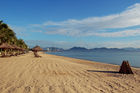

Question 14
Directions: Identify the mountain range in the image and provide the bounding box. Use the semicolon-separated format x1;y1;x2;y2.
42;47;140;52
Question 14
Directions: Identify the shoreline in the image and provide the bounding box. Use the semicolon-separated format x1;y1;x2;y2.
45;52;140;69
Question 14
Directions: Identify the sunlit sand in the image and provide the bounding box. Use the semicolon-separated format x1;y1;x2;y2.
0;52;140;93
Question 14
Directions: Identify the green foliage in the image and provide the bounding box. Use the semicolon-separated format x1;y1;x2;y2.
0;20;28;49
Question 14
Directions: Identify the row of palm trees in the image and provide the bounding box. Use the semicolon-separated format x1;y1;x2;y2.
0;20;28;57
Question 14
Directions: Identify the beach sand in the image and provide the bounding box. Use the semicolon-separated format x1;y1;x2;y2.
0;52;140;93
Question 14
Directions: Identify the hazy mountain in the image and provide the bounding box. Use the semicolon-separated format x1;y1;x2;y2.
122;47;140;51
90;47;125;51
39;46;140;52
66;47;89;51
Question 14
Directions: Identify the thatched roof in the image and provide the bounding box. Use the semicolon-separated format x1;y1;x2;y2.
19;47;25;51
22;48;25;51
8;44;15;49
17;47;22;50
0;43;12;49
119;60;133;74
32;45;43;51
12;45;20;50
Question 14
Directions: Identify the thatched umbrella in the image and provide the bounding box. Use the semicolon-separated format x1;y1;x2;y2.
0;43;13;57
17;47;23;55
21;48;26;54
11;45;21;55
17;46;21;50
0;43;12;49
119;60;133;74
7;44;15;56
12;45;19;50
32;46;43;57
9;45;15;49
18;47;25;54
32;45;43;52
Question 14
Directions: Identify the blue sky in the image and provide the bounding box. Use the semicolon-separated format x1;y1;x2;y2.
1;0;140;49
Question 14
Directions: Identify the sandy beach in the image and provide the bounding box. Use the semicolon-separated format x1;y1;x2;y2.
0;52;140;93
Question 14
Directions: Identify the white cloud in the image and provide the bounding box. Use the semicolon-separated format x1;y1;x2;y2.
31;3;140;37
94;28;140;37
10;3;140;48
100;40;140;48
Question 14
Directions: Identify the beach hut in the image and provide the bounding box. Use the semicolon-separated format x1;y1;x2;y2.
32;45;43;57
119;60;133;74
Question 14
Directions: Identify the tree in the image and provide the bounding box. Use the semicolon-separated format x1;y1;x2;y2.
0;20;28;49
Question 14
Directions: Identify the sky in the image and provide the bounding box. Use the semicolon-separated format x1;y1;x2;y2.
1;0;140;49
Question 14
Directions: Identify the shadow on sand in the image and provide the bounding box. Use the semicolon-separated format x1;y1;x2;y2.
87;70;119;74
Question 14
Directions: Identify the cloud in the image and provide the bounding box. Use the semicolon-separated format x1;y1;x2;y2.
31;3;140;37
9;3;140;48
94;28;140;37
100;40;140;48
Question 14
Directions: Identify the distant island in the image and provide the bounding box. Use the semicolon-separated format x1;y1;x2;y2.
42;46;140;52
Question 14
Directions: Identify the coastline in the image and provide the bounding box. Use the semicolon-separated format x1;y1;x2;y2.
46;52;140;69
0;52;140;93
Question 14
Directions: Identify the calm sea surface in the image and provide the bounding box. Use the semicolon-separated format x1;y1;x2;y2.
47;51;140;68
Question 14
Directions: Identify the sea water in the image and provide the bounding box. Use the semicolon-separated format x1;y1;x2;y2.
47;51;140;68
